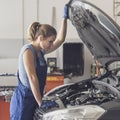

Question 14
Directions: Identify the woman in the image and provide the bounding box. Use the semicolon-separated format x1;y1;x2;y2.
10;4;69;120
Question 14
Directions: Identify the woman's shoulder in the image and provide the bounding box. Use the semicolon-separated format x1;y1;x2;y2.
22;43;31;49
20;44;35;55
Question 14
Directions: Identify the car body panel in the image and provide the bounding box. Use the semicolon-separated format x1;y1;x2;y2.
69;0;120;68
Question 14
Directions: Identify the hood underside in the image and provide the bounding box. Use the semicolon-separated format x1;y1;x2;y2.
68;0;120;68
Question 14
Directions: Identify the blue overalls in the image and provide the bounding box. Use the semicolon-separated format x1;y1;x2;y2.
10;44;47;120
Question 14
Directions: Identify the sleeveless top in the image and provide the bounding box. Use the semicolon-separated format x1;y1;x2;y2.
18;44;47;96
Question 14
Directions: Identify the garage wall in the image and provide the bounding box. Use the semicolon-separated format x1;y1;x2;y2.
0;0;23;58
0;0;118;85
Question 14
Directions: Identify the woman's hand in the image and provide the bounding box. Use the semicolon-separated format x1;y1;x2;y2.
63;4;69;19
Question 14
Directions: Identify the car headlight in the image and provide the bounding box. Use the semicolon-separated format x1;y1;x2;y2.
43;105;105;120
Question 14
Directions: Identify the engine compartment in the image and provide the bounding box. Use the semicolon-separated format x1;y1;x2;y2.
55;81;119;107
33;70;120;120
43;73;120;110
60;83;116;107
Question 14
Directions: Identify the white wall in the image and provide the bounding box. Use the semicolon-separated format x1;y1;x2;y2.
0;0;23;39
0;0;117;85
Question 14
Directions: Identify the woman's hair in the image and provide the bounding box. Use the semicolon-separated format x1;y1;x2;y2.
27;22;57;41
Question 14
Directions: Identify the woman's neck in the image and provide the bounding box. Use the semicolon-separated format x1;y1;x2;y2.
31;42;41;53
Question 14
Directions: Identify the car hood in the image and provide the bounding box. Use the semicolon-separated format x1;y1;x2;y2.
68;0;120;69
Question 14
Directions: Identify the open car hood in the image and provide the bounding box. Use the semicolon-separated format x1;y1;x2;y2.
68;0;120;69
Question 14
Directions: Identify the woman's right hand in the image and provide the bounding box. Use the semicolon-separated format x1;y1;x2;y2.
63;4;69;19
40;100;59;111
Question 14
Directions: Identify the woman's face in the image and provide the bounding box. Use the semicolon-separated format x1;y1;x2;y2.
40;35;56;51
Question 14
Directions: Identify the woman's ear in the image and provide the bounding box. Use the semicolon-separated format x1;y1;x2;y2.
39;35;44;41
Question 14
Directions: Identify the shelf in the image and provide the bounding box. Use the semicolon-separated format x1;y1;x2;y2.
114;2;120;3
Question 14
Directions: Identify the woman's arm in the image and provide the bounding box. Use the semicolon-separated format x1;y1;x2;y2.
45;18;68;54
23;49;42;106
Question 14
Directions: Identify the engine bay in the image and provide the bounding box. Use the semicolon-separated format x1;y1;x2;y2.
33;68;120;120
43;72;120;110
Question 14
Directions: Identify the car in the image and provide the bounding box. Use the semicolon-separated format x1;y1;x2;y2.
33;0;120;120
